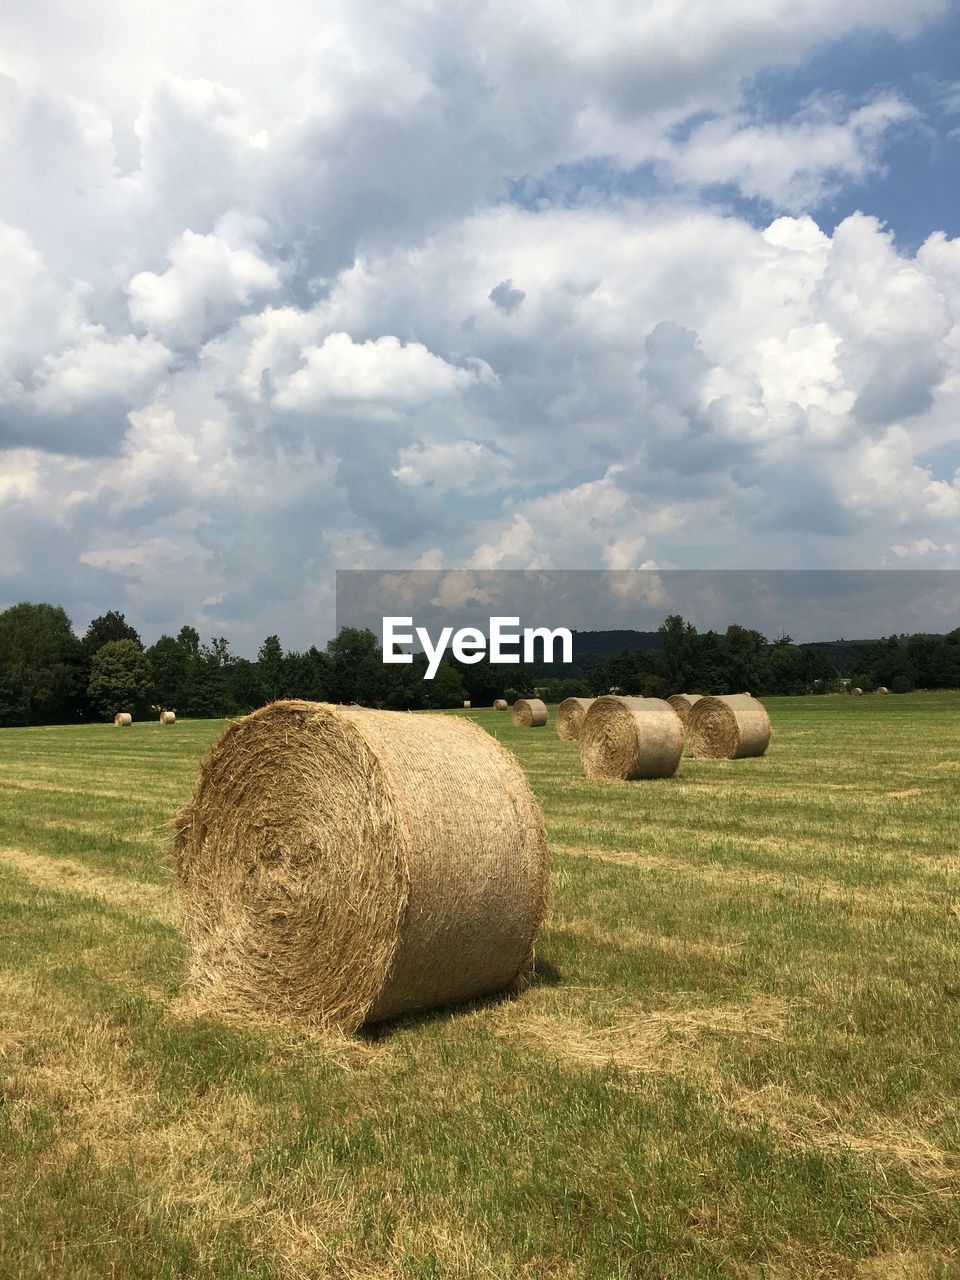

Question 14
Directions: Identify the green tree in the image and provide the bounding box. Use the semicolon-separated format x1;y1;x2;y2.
283;649;329;701
87;640;153;718
83;610;142;653
258;634;285;701
325;627;383;704
183;656;233;718
658;615;699;690
0;602;85;725
177;626;201;661
721;624;765;692
146;635;189;709
230;658;267;711
423;661;466;709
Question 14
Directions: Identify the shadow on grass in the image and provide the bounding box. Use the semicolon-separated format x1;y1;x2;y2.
360;956;563;1042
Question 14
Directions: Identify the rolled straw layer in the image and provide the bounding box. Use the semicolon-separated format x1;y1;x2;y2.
579;695;682;780
172;700;548;1031
686;694;771;759
512;698;548;728
556;697;593;741
667;693;702;726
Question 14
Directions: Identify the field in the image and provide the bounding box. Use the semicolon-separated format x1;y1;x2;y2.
1;695;959;1279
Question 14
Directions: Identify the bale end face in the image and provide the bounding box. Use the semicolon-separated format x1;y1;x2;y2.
667;693;702;727
172;700;548;1032
512;698;547;727
493;698;509;711
556;697;593;741
687;694;770;759
579;695;682;780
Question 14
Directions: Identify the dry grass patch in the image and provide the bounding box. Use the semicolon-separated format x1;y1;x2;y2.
0;846;177;923
499;995;791;1075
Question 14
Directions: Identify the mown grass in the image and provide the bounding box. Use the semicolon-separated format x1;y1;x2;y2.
1;694;959;1278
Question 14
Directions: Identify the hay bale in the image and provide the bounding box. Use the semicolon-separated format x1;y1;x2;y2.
667;693;703;727
114;712;132;727
493;698;509;711
852;687;863;696
512;698;547;728
686;694;771;759
579;696;682;780
463;700;471;709
172;699;548;1031
876;686;889;695
160;710;176;724
556;697;593;741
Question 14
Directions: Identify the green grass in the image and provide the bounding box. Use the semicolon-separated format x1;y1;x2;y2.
2;695;960;1278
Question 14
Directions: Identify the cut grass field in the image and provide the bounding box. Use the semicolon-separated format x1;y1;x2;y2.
1;694;959;1278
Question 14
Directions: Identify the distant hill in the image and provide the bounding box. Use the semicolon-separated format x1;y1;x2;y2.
799;635;949;677
572;629;663;655
568;630;951;677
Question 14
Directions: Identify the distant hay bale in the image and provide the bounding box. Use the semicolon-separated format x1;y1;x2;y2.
687;694;771;760
172;699;548;1031
493;699;509;711
160;710;176;724
579;696;682;781
463;700;471;709
512;698;547;728
852;687;863;696
114;712;132;727
556;697;593;741
876;686;889;695
667;693;703;727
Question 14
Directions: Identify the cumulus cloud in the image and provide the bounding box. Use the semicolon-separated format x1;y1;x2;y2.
658;95;918;209
0;0;957;647
127;214;281;347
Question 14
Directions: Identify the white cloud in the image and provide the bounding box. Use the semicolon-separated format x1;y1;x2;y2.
271;333;493;415
128;214;281;347
0;0;957;647
659;95;917;209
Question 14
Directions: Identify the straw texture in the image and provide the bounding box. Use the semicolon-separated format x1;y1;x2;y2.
667;693;702;726
556;697;593;741
114;712;132;727
172;699;549;1031
579;696;682;780
493;699;509;711
160;710;176;724
512;698;547;727
686;694;771;759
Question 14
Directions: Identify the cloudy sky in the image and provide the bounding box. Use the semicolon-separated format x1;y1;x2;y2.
1;1;958;653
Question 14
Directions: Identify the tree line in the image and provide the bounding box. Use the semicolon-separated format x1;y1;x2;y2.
0;601;957;726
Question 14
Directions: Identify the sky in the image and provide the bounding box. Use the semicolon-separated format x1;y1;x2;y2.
1;0;958;654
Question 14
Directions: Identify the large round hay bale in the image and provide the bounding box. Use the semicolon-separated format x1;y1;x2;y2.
852;687;863;696
114;712;132;727
160;710;176;724
463;700;471;709
667;693;702;727
579;696;682;780
556;697;593;741
172;700;548;1031
512;698;547;727
686;694;771;759
876;686;889;695
493;698;509;711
